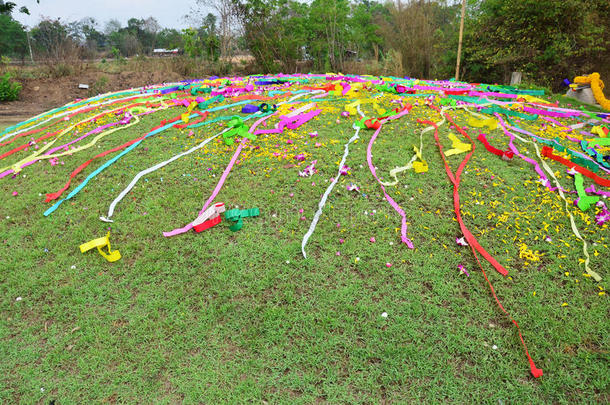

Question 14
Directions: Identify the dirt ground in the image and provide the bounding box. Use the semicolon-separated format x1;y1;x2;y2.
0;67;186;125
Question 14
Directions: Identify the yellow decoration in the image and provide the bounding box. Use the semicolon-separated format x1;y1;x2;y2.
79;232;121;262
574;72;610;111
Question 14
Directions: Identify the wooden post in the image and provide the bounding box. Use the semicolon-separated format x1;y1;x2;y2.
455;0;466;81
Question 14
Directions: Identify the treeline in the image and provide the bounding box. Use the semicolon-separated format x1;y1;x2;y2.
1;0;609;90
0;14;187;61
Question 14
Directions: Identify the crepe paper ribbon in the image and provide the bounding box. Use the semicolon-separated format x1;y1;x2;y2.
494;115;569;193
422;116;508;277
412;148;429;173
190;85;212;95
162;112;275;237
193;202;226;232
444;133;472;156
302;126;361;258
483;85;545;96
43;113;192;217
505;123;602;282
100;107;273;222
174;111;210;129
0;100;150;162
573;173;600;211
468;116;497;130
0;96;167;161
254;106;321;135
531;135;602;174
424;115;543;379
79;232;121;263
379;145;428;186
197;95;224;110
580;140;610;170
380;165;412;186
541;146;610;188
0;90;147;142
477;133;514;160
5;108;147;176
223;117;256;146
181;101;198;123
522;106;575;118
225;208;260;231
448;95;488;105
480;105;537;121
241;104;259;113
591;126;609;137
100;120;246;222
367;115;415;249
162;91;315;236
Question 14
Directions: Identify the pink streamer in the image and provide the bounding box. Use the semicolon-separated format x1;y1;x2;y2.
162;113;273;237
366;111;414;249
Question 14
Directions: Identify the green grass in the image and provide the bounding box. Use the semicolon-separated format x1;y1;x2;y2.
0;93;608;403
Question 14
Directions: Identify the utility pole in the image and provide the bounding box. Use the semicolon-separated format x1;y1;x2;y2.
26;29;34;64
455;0;466;81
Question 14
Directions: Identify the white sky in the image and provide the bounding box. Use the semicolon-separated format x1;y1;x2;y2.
13;0;206;30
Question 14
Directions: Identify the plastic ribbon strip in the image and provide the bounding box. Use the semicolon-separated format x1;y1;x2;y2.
79;232;121;262
301;125;361;258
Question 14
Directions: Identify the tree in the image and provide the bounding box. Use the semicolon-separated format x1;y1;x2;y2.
308;0;351;71
462;0;610;89
0;0;40;16
31;18;79;60
182;27;203;57
349;1;385;61
0;13;27;58
188;0;238;58
232;0;308;72
157;28;183;50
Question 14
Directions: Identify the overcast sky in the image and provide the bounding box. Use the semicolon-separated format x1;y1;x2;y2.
13;0;205;30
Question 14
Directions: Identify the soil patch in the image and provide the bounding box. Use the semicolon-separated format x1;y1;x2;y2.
0;67;186;122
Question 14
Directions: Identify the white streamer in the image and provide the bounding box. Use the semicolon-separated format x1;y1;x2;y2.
301;125;361;258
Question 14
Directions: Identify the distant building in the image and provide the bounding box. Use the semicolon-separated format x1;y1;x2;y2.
153;49;181;57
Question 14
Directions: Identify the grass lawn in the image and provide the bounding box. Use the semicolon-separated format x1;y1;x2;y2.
0;81;608;403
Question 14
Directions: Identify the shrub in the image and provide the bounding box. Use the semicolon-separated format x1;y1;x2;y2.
0;73;22;101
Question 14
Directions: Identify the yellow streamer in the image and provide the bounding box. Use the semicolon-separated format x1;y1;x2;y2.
444;133;472;156
79;232;121;262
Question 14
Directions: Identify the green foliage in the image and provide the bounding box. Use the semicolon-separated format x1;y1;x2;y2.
462;0;610;89
0;13;27;58
0;0;39;15
111;46;120;60
0;72;21;100
182;27;204;58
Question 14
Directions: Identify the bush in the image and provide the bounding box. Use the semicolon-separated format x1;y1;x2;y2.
0;73;22;101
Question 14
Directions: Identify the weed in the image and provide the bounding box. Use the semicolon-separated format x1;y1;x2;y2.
0;72;21;101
